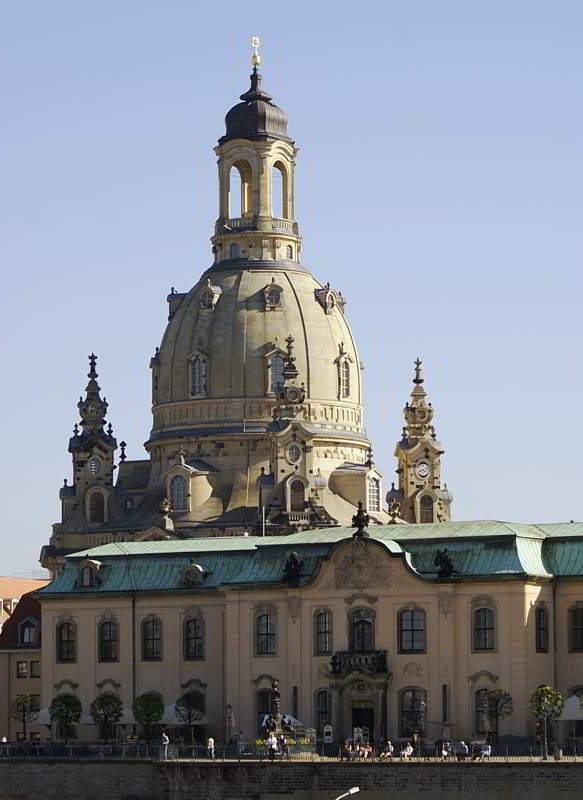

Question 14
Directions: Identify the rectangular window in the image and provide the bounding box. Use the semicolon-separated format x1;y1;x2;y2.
569;608;583;652
30;695;40;712
30;661;41;678
256;614;276;656
535;606;549;652
473;608;495;651
16;661;27;678
315;611;332;655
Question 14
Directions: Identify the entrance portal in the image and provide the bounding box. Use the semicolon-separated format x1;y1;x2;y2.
351;707;374;741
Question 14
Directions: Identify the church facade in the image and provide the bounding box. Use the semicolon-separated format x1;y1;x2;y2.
34;46;583;746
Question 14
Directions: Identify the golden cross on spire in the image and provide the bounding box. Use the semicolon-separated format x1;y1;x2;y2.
250;35;261;68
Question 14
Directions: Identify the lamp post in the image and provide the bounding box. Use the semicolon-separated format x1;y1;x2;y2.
333;788;360;800
225;704;232;747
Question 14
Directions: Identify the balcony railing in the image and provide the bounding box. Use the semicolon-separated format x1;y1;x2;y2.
215;217;299;236
330;649;388;675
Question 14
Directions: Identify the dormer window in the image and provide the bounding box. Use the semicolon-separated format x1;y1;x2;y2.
19;619;38;647
170;474;188;512
81;565;94;587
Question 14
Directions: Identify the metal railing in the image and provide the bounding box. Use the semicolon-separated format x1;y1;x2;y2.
331;650;389;675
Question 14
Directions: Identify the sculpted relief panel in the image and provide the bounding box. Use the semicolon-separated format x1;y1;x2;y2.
322;543;411;591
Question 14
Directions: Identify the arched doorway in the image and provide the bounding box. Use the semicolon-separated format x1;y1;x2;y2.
290;480;305;512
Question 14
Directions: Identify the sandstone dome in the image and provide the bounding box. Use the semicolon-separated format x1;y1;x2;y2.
150;263;363;439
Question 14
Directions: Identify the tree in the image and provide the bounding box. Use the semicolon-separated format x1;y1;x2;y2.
133;691;164;745
49;693;82;744
90;692;124;743
175;691;205;744
481;688;513;741
529;685;564;759
10;695;39;741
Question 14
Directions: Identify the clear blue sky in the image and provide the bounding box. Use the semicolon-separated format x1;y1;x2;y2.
1;1;582;575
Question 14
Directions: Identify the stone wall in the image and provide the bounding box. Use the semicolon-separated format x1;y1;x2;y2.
1;760;582;800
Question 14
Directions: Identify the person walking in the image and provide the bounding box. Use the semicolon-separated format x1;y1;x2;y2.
207;736;215;760
161;730;170;760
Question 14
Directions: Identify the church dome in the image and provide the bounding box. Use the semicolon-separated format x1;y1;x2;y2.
222;69;289;142
149;263;364;443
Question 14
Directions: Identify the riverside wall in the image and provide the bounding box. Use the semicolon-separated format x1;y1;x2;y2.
1;759;583;800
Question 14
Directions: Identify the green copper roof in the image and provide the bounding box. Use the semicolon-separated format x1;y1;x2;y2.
38;519;583;597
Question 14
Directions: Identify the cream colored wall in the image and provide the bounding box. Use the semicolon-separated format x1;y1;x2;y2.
0;651;43;741
39;550;583;743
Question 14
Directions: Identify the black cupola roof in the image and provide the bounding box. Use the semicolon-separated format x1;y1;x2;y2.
220;68;290;143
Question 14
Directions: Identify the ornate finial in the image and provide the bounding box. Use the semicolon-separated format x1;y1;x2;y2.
170;286;176;294
352;500;370;541
413;358;423;385
177;445;187;466
366;447;374;468
107;422;113;436
282;334;299;381
119;441;127;463
250;35;261;68
63;478;68;487
88;353;98;380
73;423;79;436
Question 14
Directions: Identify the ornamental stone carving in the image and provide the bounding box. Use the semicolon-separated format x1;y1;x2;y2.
324;545;398;591
439;592;454;617
403;662;424;678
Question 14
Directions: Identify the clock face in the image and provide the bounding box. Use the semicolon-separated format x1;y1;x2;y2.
415;462;430;479
415;408;427;421
88;405;99;417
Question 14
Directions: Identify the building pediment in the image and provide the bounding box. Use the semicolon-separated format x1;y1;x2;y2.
134;526;179;542
314;538;421;592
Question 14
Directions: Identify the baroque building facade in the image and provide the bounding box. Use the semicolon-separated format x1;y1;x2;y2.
31;47;583;747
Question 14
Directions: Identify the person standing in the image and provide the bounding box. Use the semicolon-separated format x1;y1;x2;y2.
207;736;215;760
161;730;170;760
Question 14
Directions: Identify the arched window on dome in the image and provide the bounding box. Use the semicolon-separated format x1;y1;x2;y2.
271;162;288;219
419;495;434;523
190;355;208;397
267;352;285;395
339;359;350;398
230;243;240;259
286;244;293;260
170;475;188;512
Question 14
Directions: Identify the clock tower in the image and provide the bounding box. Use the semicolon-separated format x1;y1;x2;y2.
387;359;453;523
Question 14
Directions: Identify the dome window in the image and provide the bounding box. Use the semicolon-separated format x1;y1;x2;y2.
230;243;240;259
263;279;284;311
340;360;350;398
286;244;293;260
170;474;188;512
190;354;208;397
266;351;285;394
199;279;222;311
